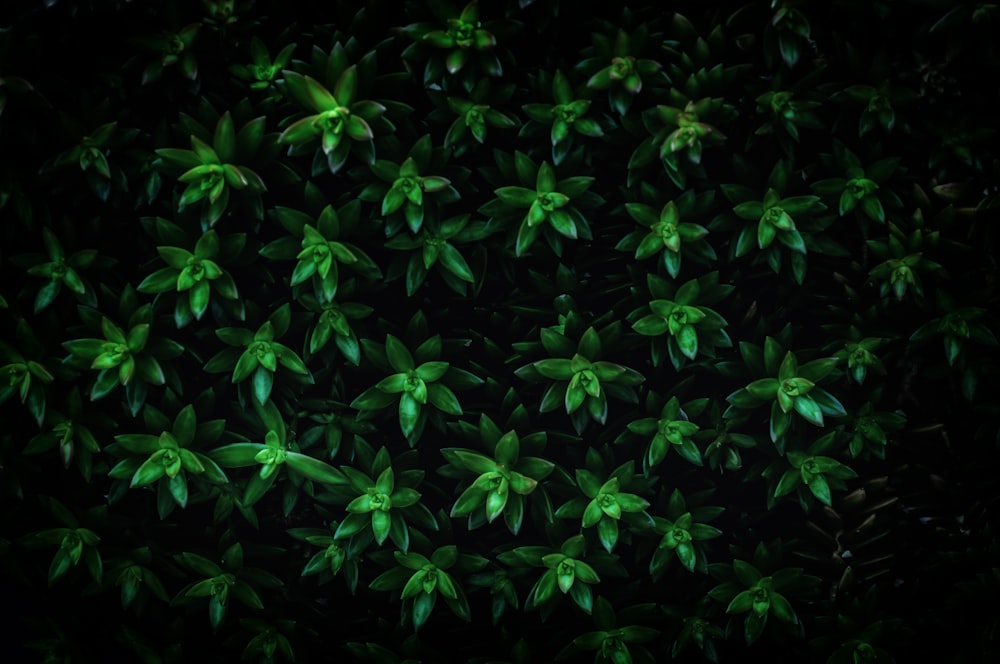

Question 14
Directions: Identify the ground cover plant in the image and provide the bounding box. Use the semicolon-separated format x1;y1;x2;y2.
1;0;999;661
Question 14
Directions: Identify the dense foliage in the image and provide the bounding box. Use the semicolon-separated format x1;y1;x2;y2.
2;0;999;661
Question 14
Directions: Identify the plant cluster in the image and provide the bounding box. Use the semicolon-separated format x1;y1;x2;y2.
2;1;998;662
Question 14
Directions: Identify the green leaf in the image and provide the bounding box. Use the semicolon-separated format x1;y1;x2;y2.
744;610;767;644
495;186;537;207
733;201;763;220
797;357;839;382
385;335;414;372
770;402;792;443
131;456;166;487
412;588;436;629
48;548;74;586
745;378;779;399
252;366;273;405
733;560;761;587
548;210;577;239
485;486;507;522
763;591;795;626
633;315;669;336
415;361;449;382
436;570;459;601
213;113;236;163
155;148;202;170
375;466;395;494
793;395;824;426
806;473;832;505
451;484;486;517
508;472;537;496
670;436;700;464
557;176;594;198
777;351;798;381
597;516;618;552
811;388;847;417
619;625;659;643
285;452;346;485
676;325;698;359
615;492;649;513
172;405;197;447
168;473;188;508
210;443;266;468
774;468;800;498
138;267;180;294
449;449;497;474
514;218;541;256
573;631;609;650
368;565;411;592
335;65;358;107
391;487;421;508
779;195;820;215
350;385;397;411
727;589;754;614
437;243;474;282
399;392;421;436
573;560;599;585
371;509;391;545
114;434;161;455
181;553;223;578
495;431;519;467
577;327;602;359
582;500;603;528
565;383;586;414
533;358;574;380
190;135;219;165
676;541;697;572
376;373;408;394
427;383;462;416
90;368;119;401
575;469;602;498
232;350;258;383
569;581;594;614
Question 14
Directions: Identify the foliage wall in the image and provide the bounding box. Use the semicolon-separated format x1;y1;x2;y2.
2;0;999;662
